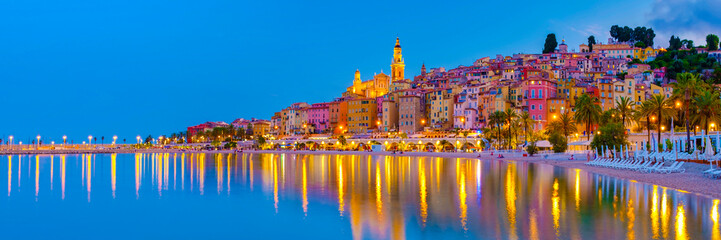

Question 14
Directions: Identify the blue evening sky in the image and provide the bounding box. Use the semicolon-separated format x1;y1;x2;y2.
1;0;717;143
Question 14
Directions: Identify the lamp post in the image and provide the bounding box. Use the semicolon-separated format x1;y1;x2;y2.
63;135;67;148
88;135;92;149
8;136;12;150
113;135;117;145
36;135;41;150
137;135;141;144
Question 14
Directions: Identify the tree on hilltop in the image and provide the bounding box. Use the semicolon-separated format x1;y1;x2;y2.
587;35;596;52
707;34;719;51
543;33;557;54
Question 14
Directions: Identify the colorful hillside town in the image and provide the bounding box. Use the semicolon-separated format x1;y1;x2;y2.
184;29;721;151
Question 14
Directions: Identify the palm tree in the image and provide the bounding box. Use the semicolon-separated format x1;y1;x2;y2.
518;111;533;143
547;112;576;139
615;96;634;128
635;101;654;148
646;95;676;146
671;73;706;148
692;90;721;133
489;111;505;149
573;94;602;140
504;108;518;149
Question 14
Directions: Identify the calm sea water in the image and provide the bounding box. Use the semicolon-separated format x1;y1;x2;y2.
0;153;719;239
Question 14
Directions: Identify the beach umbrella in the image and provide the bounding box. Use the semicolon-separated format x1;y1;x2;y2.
716;133;720;155
626;146;631;158
662;138;667;152
705;137;715;159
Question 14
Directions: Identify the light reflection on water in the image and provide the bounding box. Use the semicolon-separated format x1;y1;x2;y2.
0;153;720;239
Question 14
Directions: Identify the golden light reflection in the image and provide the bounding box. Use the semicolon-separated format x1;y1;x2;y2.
337;158;344;216
529;210;539;240
7;156;11;196
216;154;223;195
662;188;669;239
273;156;278;213
181;153;185;190
61;155;66;200
676;203;688;240
50;155;54;191
111;153;116;198
459;161;467;233
17;155;21;188
505;163;517;240
302;157;308;216
376;161;382;219
35;155;39;200
135;153;141;199
651;185;659;239
627;198;635;240
574;169;580;211
87;154;92;202
199;153;205;195
552;178;560;238
419;159;427;225
713;199;720;240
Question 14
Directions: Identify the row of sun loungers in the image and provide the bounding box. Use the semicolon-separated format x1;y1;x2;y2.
586;158;686;174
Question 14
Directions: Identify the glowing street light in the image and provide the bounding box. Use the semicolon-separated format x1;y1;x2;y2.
88;135;93;146
112;135;117;145
136;135;141;144
63;135;67;146
36;135;41;149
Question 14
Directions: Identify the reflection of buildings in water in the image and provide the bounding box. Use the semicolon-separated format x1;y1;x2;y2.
4;153;721;240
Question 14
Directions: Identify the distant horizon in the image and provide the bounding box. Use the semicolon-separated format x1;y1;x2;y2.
2;0;718;141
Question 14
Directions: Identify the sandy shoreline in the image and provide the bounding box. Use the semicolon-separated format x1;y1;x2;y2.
2;148;720;199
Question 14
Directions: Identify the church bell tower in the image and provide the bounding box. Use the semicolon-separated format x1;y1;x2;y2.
390;37;405;82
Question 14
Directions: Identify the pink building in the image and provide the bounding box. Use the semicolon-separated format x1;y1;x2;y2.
307;102;330;133
522;77;557;130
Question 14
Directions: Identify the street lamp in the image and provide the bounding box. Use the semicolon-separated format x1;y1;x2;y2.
36;135;41;149
8;135;13;150
112;135;117;145
136;135;141;144
88;135;92;148
63;135;67;147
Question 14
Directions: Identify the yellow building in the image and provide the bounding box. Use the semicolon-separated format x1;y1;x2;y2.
347;98;378;134
597;79;614;111
556;78;575;99
251;120;271;137
633;47;664;62
568;85;587;108
547;97;569;120
390;37;405;82
649;83;664;97
634;85;646;105
612;77;635;107
345;70;390;98
429;86;460;130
